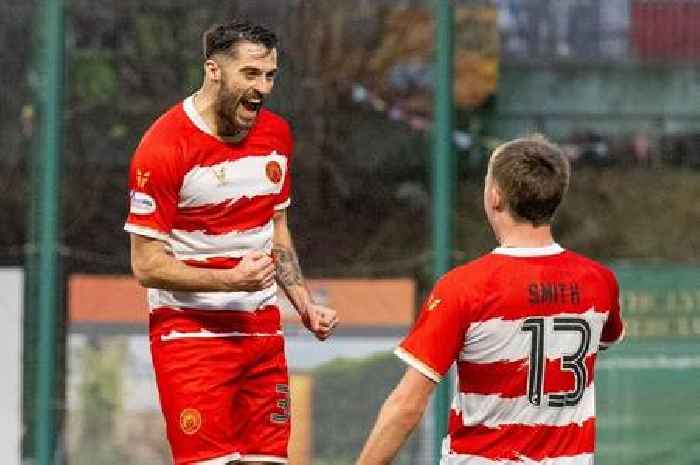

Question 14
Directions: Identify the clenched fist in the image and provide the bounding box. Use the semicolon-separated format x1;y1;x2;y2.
224;250;276;291
301;304;339;341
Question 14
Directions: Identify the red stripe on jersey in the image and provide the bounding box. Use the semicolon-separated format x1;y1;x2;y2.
183;257;242;270
447;415;596;461
458;355;596;398
174;194;277;233
475;304;610;322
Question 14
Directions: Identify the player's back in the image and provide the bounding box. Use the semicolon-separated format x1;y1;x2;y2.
445;245;623;464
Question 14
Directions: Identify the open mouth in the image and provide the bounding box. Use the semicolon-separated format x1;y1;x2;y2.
240;98;262;112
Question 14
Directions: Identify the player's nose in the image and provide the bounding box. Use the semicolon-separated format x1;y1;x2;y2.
253;77;273;96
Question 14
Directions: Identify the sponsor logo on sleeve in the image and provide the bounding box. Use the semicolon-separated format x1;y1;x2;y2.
129;191;156;215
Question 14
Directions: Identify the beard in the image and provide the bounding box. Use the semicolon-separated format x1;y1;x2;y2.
214;86;244;137
214;83;263;137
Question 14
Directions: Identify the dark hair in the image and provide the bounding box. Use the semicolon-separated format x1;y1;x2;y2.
203;19;278;59
490;135;570;226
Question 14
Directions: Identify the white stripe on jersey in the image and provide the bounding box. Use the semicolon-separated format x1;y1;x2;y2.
395;347;442;383
179;154;287;208
599;327;625;349
274;198;291;210
169;220;273;260
124;223;169;241
440;452;593;465
192;452;242;465
160;329;283;341
147;284;277;312
454;384;595;428
459;309;607;364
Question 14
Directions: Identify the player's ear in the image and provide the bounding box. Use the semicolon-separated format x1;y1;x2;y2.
491;184;506;212
204;59;221;82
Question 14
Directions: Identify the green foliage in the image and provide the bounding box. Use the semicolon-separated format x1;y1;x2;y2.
72;51;118;103
134;16;177;58
312;352;421;465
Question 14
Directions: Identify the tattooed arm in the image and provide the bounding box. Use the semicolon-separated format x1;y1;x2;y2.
272;209;338;340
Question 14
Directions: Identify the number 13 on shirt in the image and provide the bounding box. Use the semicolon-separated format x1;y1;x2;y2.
522;316;592;408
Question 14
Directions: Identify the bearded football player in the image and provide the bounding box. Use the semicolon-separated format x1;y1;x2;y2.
125;19;338;465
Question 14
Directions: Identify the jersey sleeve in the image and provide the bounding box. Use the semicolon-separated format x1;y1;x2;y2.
395;274;467;383
600;269;624;349
124;133;183;241
274;122;293;210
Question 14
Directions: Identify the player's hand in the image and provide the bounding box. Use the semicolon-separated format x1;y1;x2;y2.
225;250;275;291
301;304;339;341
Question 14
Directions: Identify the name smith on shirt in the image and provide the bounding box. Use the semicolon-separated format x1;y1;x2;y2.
528;282;581;305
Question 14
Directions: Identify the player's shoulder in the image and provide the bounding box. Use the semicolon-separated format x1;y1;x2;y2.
139;101;190;147
246;109;293;157
562;249;618;287
257;108;292;134
428;254;503;307
440;252;503;288
130;101;190;171
564;250;615;274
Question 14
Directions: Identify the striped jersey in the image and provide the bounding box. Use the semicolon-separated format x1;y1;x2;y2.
124;95;292;312
395;244;624;465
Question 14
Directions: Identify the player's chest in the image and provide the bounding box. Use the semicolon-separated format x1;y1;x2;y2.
178;148;288;207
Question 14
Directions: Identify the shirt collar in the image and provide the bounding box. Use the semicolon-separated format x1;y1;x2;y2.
183;95;212;135
492;243;565;257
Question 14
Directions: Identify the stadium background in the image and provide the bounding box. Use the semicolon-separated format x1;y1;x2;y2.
1;0;699;464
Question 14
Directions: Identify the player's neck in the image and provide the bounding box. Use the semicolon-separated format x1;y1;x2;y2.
497;221;555;249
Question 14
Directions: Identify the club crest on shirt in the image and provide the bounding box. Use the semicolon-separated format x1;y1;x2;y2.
426;294;442;311
266;160;283;184
180;408;202;435
129;191;156;215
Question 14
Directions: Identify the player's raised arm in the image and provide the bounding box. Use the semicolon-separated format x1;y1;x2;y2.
272;209;338;340
356;368;435;465
130;234;275;292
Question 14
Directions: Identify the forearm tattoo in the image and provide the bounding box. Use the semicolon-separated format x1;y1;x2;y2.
272;245;304;287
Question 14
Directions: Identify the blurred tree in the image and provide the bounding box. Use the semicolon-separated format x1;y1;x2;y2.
367;6;499;112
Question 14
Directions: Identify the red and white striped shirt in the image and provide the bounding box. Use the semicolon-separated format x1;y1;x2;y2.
396;244;624;465
124;96;293;312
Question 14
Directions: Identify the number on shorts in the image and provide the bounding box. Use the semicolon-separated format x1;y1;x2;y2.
270;384;290;424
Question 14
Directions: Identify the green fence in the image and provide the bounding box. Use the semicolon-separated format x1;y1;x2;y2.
597;265;700;465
